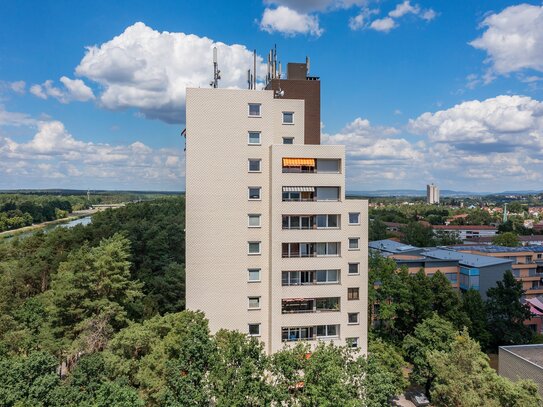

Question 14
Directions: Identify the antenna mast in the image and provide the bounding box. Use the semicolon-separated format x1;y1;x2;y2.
210;47;221;88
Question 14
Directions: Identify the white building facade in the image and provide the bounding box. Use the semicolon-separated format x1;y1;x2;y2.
185;67;368;354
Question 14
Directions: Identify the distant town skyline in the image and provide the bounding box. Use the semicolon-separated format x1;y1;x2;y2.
1;0;542;191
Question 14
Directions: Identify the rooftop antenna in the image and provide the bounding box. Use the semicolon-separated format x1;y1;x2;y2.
210;47;221;88
253;49;257;90
306;56;310;76
247;69;252;90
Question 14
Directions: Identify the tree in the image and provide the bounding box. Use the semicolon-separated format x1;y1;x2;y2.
433;230;461;245
369;218;388;241
492;232;521;247
401;221;434;247
403;314;457;396
486;270;533;348
47;234;143;354
208;330;272;406
428;329;542;407
461;289;491;350
367;338;407;395
430;272;470;330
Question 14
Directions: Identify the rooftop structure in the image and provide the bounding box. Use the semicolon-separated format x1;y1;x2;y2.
368;239;421;255
499;344;543;398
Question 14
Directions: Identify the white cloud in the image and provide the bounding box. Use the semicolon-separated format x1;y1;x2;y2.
388;0;419;18
9;81;26;94
353;1;435;32
470;4;543;77
0;119;185;189
408;95;543;151
263;0;367;13
29;78;94;103
74;22;266;123
0;106;36;127
260;6;323;37
370;17;396;32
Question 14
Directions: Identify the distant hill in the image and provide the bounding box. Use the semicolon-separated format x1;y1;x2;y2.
347;189;543;198
0;189;184;195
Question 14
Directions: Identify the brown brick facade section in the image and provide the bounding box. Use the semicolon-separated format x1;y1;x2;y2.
267;78;321;145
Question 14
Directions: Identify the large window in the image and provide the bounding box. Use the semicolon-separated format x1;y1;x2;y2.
248;103;261;116
248;268;261;282
282;270;340;286
316;242;339;256
248;132;261;145
348;287;359;301
315;187;340;201
248;187;261;200
281;324;339;342
316;324;338;338
282;215;313;229
248;241;261;255
316;214;339;228
248;159;261;172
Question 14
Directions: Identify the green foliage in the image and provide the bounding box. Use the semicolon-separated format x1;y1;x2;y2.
492;231;521;247
403;314;457;394
461;289;491;350
369;218;388;241
433;229;461;245
486;270;533;348
428;330;542;407
401;221;434;247
368;337;408;393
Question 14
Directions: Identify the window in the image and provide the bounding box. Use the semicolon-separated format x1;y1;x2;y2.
248;324;260;336
316;269;339;284
248;132;261;145
316;324;338;338
348;263;359;275
283;137;294;144
316;214;339;229
316;187;339;201
248;103;261;116
349;238;360;250
445;272;458;283
282;327;313;342
248;268;261;282
248;214;261;227
248;297;261;309
282;112;294;124
348;287;360;301
248;159;261;172
248;187;261;200
347;337;359;348
248;241;261;255
348;212;360;225
315;242;339;256
348;313;359;325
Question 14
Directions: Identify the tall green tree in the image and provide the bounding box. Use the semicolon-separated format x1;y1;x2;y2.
461;289;491;350
430;271;470;330
486;270;533;348
401;221;435;247
369;218;388;241
403;314;457;396
428;329;542;407
492;232;521;247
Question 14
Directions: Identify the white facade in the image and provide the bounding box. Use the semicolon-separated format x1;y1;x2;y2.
427;183;440;204
185;87;368;354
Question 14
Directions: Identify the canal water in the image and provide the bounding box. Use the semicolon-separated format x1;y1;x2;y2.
4;216;92;241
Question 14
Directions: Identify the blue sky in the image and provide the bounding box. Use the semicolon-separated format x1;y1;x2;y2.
1;0;542;192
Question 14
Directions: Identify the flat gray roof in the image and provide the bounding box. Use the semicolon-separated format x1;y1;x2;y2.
423;248;513;268
450;245;543;254
500;344;543;369
368;239;419;254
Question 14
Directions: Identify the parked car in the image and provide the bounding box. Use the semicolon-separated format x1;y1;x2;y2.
407;391;430;407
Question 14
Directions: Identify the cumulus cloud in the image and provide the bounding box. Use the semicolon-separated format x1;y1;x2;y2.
470;4;543;77
0;106;36;127
29;78;94;103
0;119;184;190
408;95;543;152
9;81;26;94
263;0;367;13
74;22;265;123
352;1;436;32
260;6;323;36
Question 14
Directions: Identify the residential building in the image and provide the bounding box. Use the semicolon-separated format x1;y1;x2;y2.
453;245;543;297
499;344;543;399
426;183;439;204
185;58;368;354
370;239;513;298
432;224;497;242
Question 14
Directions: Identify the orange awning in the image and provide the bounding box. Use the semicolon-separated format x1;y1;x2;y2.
283;158;315;167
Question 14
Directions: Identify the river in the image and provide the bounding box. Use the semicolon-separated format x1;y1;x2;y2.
3;216;92;241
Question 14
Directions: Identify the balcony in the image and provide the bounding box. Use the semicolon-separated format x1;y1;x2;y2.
282;242;340;258
281;324;340;342
282;158;340;174
282;214;340;230
282;187;340;202
282;269;340;286
282;297;340;314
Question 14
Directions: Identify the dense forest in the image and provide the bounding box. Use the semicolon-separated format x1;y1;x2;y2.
0;197;541;406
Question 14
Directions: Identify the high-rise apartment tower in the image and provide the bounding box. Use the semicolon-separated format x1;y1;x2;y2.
185;57;368;354
427;183;440;204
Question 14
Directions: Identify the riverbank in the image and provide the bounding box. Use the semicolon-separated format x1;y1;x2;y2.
0;209;98;240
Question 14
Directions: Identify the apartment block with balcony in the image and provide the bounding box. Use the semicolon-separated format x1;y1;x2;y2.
185;59;368;354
